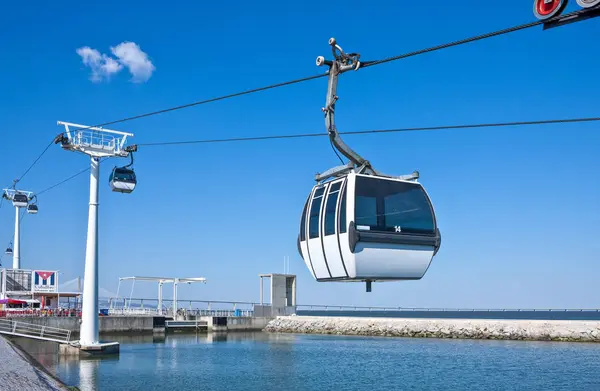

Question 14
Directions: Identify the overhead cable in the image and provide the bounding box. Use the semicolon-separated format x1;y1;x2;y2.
6;139;55;187
36;158;108;196
58;10;588;135
10;9;588;186
136;116;600;147
27;114;600;198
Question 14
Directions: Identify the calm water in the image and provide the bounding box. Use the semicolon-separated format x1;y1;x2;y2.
16;332;600;391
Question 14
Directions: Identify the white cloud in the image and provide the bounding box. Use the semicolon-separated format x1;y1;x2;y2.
76;46;123;82
76;41;155;83
110;42;155;83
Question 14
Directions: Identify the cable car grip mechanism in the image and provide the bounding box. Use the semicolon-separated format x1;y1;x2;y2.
314;38;419;184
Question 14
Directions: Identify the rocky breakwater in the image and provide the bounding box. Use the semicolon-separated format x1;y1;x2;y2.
264;316;600;342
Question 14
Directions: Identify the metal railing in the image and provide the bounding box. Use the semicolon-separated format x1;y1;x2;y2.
165;320;208;329
0;318;72;344
107;298;600;317
107;297;257;317
0;309;81;318
75;131;117;152
188;309;254;317
107;308;158;316
296;304;600;312
107;307;254;318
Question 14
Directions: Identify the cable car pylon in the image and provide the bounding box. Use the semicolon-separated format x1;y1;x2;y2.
2;183;36;270
54;121;137;354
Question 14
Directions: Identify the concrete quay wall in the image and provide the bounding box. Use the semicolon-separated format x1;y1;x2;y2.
225;316;272;331
264;316;600;342
9;316;161;334
195;316;273;332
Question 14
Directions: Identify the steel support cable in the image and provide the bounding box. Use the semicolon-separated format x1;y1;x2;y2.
15;139;55;183
11;9;587;186
361;7;596;68
362;21;542;69
136;116;600;147
19;9;595;195
10;74;327;189
2;138;55;190
89;74;329;128
55;9;590;138
25;115;600;198
36;157;109;196
35;167;91;196
0;210;26;267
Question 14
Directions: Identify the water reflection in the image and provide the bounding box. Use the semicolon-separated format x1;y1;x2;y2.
14;332;300;390
77;358;101;391
19;332;598;391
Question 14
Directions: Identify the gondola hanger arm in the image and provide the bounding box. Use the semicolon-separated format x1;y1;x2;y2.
314;38;419;183
122;144;137;169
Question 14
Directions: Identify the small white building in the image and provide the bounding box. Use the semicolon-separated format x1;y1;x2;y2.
0;268;81;310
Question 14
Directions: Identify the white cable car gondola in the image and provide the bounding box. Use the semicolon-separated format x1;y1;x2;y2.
109;146;137;194
12;193;28;208
109;167;137;193
26;195;38;214
297;39;442;292
5;243;13;256
298;173;441;287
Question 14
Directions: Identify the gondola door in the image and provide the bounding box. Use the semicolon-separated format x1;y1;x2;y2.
321;179;349;279
306;183;331;280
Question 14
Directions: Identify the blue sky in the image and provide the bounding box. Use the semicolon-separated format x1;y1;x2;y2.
0;1;599;309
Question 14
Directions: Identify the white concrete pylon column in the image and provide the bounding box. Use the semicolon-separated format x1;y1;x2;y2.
80;157;100;346
13;207;20;269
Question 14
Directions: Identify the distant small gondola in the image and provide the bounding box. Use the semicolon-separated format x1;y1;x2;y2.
12;193;28;208
109;146;137;193
109;167;137;193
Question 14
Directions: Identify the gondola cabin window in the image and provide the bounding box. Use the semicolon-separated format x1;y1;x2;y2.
111;168;135;182
339;184;347;234
299;199;308;241
354;175;435;234
309;187;325;239
324;182;341;236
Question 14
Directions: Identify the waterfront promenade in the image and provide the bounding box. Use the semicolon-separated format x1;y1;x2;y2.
0;336;69;390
